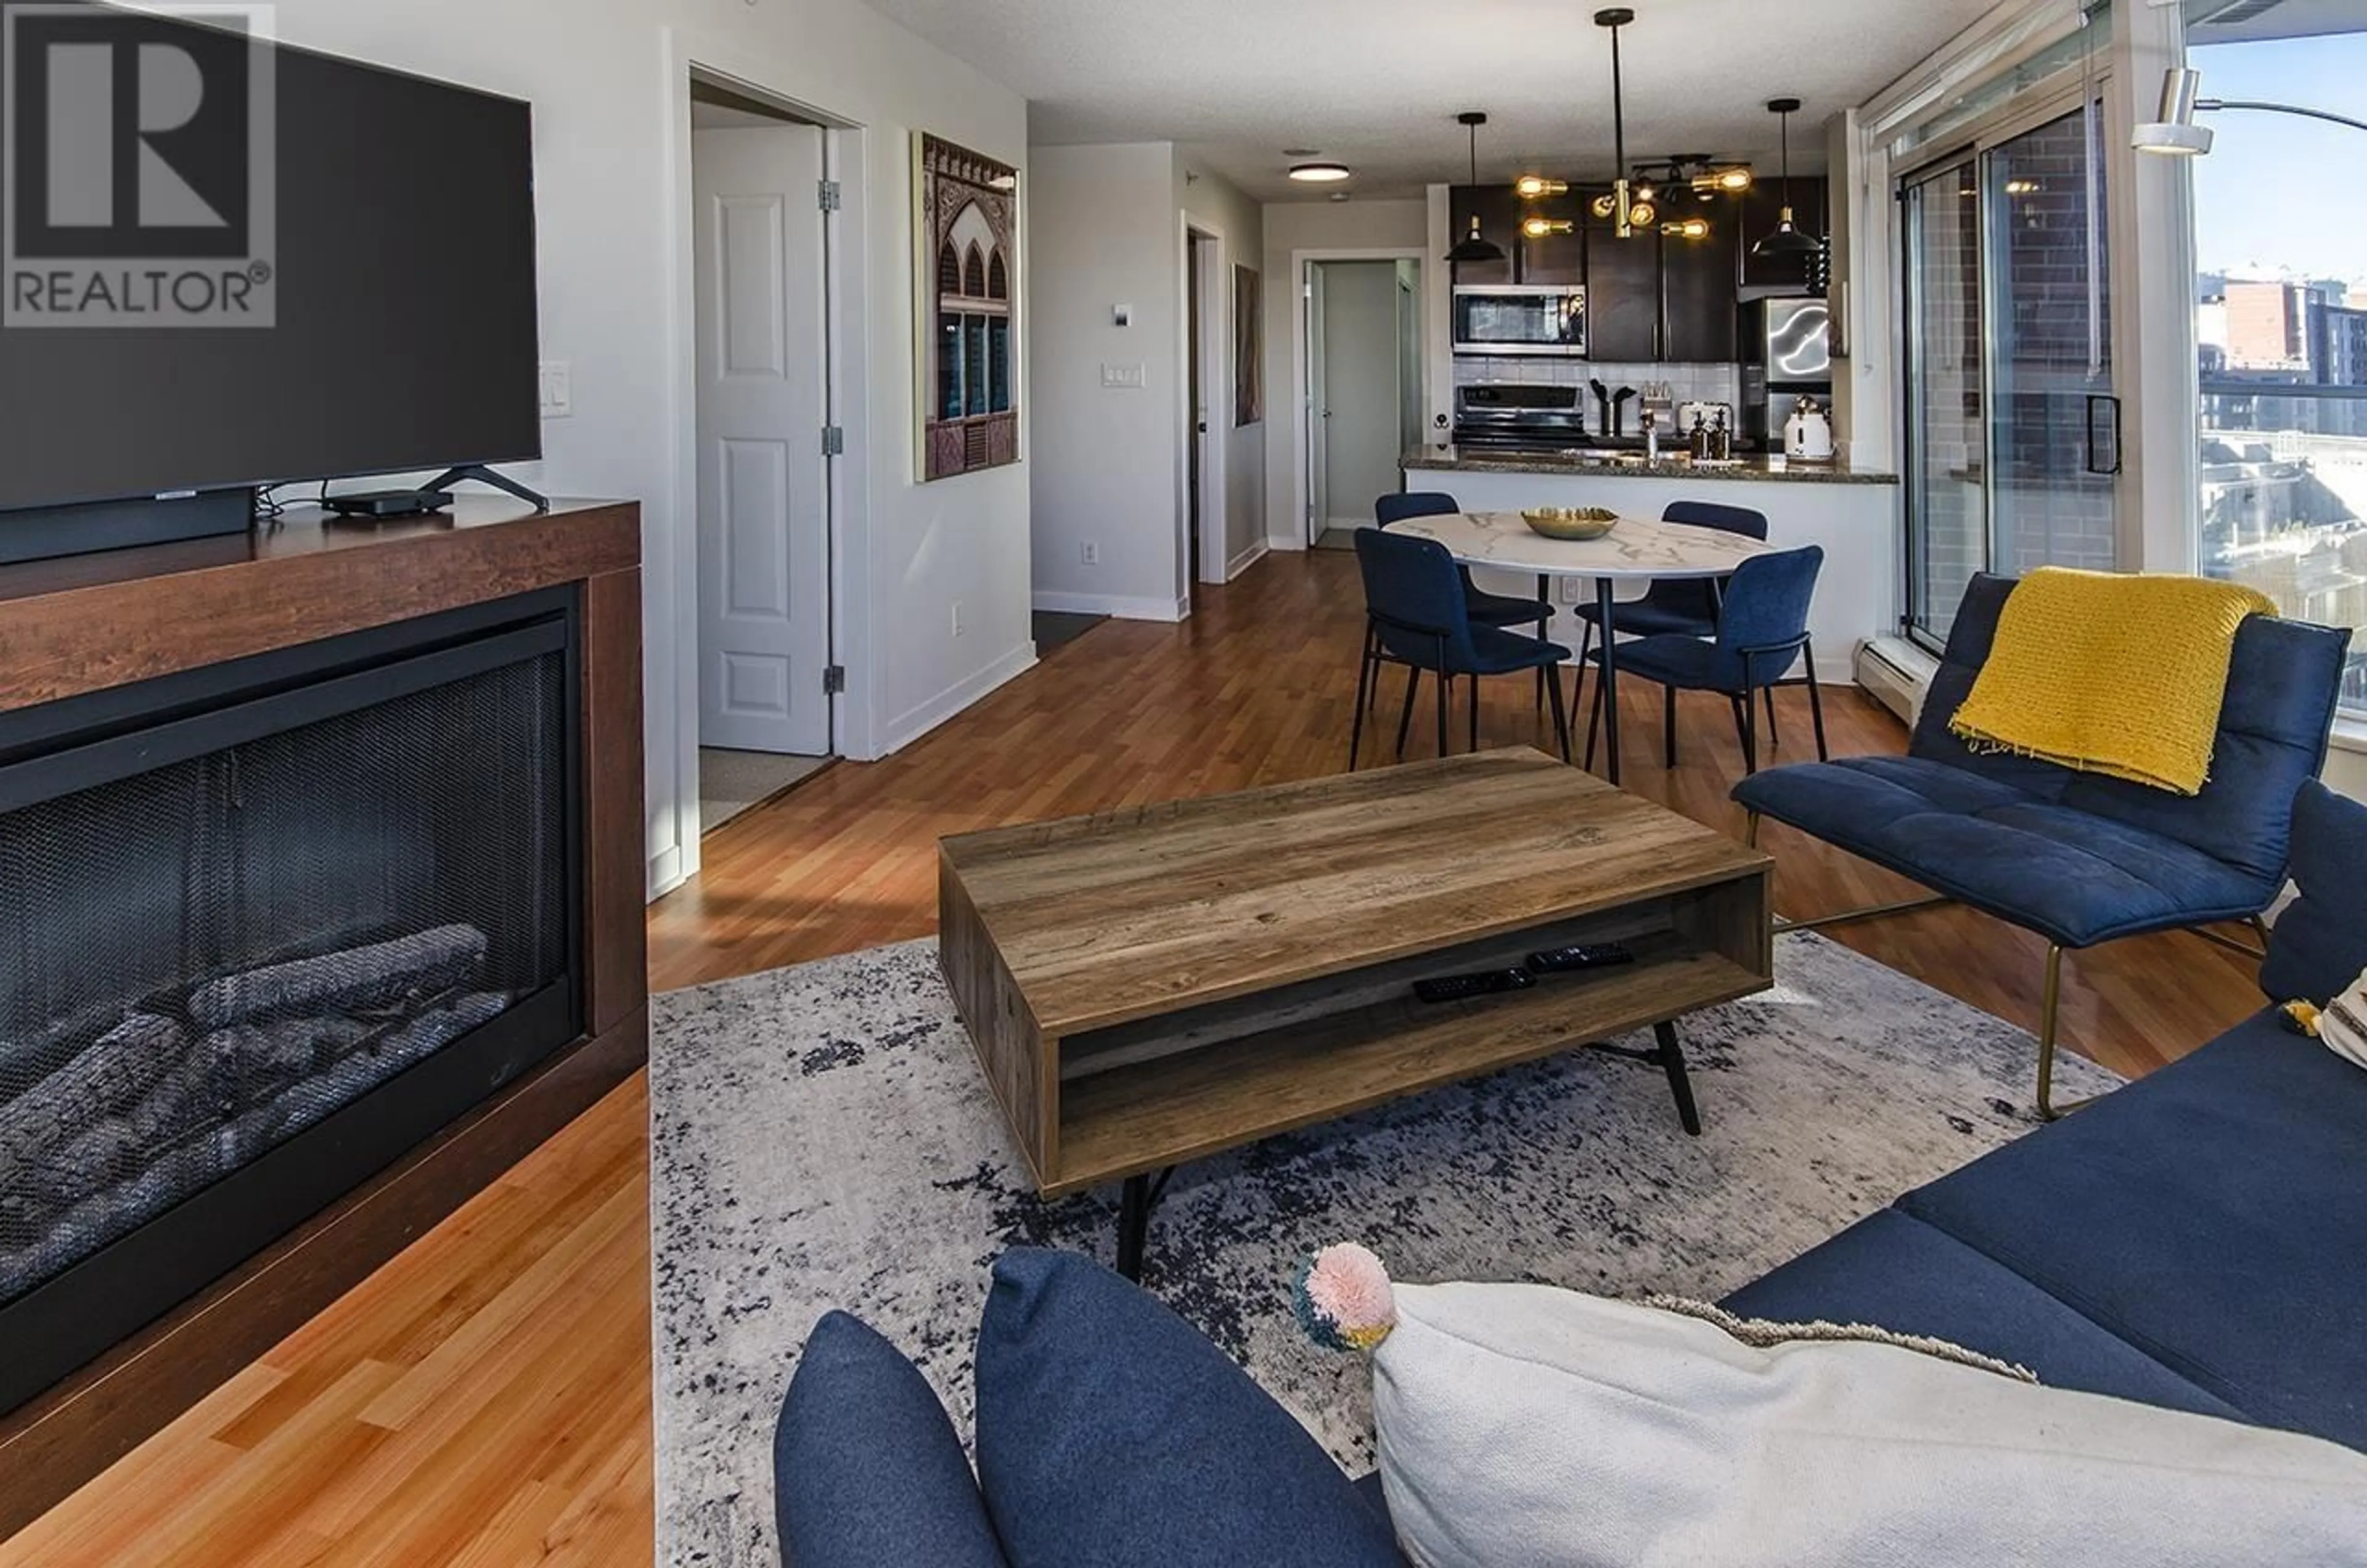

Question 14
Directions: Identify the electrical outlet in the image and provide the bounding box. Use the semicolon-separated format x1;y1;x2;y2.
951;600;965;637
1081;541;1100;566
538;361;571;419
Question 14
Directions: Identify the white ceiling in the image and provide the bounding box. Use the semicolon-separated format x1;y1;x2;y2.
856;0;1999;200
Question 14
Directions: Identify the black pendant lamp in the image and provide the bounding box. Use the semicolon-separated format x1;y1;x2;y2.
1445;112;1508;264
1753;97;1823;259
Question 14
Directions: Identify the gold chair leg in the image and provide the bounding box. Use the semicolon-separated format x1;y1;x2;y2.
1744;809;1761;849
2035;943;2094;1122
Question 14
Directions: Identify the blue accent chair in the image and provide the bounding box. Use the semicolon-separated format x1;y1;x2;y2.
1351;528;1572;768
1732;573;2352;1118
1584;544;1828;777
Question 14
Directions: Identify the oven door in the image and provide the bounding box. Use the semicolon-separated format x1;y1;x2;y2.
1453;287;1587;356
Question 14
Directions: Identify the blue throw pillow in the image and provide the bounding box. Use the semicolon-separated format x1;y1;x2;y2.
774;1310;1012;1568
2261;781;2367;1006
975;1248;1403;1568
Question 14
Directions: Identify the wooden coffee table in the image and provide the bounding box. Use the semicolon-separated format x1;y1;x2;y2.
938;748;1773;1276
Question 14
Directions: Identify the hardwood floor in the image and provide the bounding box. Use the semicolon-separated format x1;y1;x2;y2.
5;550;2268;1565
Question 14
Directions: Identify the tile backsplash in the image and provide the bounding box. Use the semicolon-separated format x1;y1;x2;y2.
1454;356;1739;409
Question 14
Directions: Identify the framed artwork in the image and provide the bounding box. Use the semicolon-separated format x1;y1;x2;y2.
915;134;1020;482
1233;264;1263;427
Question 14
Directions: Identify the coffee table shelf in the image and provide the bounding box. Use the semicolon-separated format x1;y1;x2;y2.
1055;931;1762;1193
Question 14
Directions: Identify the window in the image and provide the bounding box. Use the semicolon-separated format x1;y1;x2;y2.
2189;30;2367;716
1901;99;2116;648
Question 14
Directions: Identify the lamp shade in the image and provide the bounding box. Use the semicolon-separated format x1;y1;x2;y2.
1752;212;1823;259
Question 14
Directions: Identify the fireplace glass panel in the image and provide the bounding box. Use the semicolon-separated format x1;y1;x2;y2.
0;647;570;1309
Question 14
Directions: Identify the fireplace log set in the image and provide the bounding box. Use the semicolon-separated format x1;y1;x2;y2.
0;924;510;1302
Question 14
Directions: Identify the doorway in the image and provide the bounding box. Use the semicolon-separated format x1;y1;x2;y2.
1306;258;1424;549
689;78;836;828
1185;226;1228;596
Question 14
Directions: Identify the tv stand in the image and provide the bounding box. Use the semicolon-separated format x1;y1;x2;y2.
322;465;550;524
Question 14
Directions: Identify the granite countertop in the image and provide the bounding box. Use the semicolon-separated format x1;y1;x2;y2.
1403;447;1899;487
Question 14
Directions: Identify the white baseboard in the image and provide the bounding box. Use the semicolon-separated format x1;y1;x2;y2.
647;843;687;903
1224;539;1270;581
1031;591;1187;623
880;642;1038;756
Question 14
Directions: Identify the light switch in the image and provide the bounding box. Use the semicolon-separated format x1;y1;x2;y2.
1101;363;1146;390
539;361;572;419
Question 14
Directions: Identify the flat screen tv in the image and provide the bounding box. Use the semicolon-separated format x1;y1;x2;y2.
0;1;539;544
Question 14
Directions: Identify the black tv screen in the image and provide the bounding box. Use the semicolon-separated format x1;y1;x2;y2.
0;2;539;513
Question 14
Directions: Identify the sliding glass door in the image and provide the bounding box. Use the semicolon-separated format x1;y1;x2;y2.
1902;101;2119;647
1903;158;1986;643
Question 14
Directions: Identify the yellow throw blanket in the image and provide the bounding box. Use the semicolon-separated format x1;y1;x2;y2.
1949;568;2276;796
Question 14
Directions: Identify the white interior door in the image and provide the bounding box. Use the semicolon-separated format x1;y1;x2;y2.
1320;261;1405;533
1306;264;1330;542
693;125;831;756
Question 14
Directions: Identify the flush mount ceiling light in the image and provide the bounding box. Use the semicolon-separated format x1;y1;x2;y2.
1445;112;1508;264
1288;161;1353;184
1752;97;1824;259
2134;65;2367;155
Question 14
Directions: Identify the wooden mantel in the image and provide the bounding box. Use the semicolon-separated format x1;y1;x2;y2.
0;498;648;1535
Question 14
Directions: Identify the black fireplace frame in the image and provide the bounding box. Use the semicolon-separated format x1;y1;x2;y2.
0;588;585;1413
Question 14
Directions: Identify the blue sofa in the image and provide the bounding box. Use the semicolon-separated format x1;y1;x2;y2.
1732;573;2350;1118
774;782;2367;1566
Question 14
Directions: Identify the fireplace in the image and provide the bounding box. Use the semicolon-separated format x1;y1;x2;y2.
0;591;584;1411
0;500;644;1527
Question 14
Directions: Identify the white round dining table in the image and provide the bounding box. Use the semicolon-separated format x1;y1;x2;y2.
1387;510;1780;786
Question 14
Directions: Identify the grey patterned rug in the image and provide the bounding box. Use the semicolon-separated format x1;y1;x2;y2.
650;933;2117;1567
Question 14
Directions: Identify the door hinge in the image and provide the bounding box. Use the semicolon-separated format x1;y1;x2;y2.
823;664;846;695
818;179;842;213
822;425;846;456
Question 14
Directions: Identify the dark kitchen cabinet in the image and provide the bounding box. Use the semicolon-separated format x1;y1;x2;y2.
1584;216;1661;362
1737;176;1829;293
1661;216;1742;362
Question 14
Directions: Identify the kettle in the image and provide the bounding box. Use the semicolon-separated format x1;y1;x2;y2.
1784;396;1835;463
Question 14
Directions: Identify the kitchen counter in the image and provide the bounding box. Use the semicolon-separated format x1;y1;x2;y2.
1404;447;1897;486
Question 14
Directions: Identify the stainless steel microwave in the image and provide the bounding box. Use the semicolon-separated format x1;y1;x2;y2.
1452;284;1588;357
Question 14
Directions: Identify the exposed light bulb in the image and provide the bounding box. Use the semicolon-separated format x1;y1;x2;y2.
1516;175;1569;198
1628;200;1657;227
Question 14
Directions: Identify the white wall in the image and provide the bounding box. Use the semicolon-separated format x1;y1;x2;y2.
1027;146;1267;618
1177;157;1269;578
1264;199;1431;547
268;0;1034;899
1028;144;1184;620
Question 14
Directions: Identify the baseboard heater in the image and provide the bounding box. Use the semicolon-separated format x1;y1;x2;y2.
1855;636;1937;729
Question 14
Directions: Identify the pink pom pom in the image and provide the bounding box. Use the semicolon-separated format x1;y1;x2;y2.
1301;1243;1396;1350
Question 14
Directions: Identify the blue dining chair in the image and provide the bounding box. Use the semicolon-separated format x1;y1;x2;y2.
1376;492;1555;630
1584;544;1828;777
1571;500;1771;766
1352;528;1573;769
1375;491;1556;722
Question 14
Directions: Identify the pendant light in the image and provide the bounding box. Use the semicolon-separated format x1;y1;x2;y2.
1752;97;1824;259
1593;9;1648;238
1445;112;1508;264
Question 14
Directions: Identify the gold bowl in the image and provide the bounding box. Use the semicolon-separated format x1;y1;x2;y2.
1521;506;1618;541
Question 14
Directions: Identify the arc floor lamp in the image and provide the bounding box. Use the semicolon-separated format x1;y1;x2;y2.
2135;65;2367;154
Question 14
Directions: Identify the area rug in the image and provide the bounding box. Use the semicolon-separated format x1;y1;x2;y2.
650;933;2119;1567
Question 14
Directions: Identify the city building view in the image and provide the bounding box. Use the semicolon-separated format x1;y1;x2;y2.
2194;32;2367;713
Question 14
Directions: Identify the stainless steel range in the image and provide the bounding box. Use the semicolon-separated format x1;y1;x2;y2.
1452;385;1589;452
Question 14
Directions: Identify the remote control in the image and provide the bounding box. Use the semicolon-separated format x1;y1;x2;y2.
1413;968;1539;1005
1525;943;1635;975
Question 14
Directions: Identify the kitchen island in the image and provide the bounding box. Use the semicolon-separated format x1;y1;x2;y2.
1400;447;1899;682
